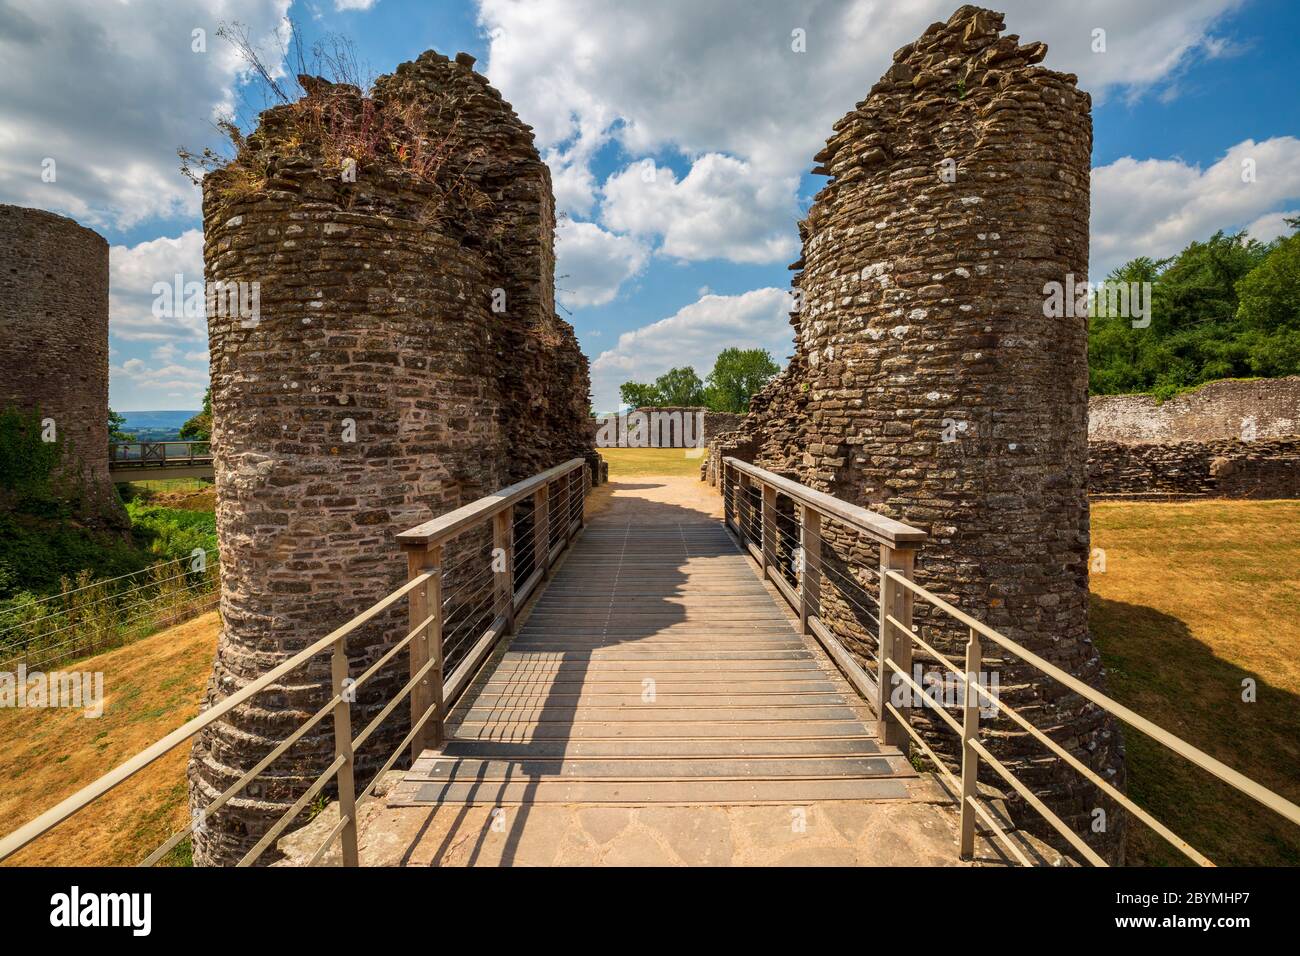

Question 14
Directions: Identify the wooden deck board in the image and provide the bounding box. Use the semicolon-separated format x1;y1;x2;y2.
393;519;914;809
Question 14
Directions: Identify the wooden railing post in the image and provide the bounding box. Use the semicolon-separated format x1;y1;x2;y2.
722;463;734;532
799;506;821;635
330;637;359;867
494;505;515;636
736;472;750;545
533;484;550;577
404;543;444;759
877;544;916;750
960;626;983;859
761;483;776;576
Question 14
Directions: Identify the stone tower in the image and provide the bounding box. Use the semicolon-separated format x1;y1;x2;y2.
0;203;125;527
188;52;595;865
711;6;1125;860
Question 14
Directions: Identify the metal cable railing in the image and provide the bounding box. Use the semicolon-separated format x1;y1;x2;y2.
0;457;592;868
719;455;1300;866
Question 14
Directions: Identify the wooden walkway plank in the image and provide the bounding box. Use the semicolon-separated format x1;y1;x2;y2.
393;518;915;810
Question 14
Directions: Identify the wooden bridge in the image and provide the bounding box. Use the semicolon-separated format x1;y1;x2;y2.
3;456;1298;867
109;441;213;480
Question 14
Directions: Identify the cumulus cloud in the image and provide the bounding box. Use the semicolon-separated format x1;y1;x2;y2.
109;229;206;342
1243;209;1300;244
602;157;798;264
589;287;793;410
0;0;290;230
1091;136;1300;277
555;218;650;309
112;356;209;406
480;0;1243;280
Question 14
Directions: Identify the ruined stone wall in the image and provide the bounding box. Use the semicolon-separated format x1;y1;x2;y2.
708;6;1124;861
594;406;745;447
0;204;125;527
189;52;594;866
1089;437;1300;499
1090;377;1300;444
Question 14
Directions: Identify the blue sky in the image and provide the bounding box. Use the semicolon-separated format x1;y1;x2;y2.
1;0;1297;411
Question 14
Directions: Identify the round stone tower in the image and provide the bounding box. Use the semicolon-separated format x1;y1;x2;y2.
732;6;1125;860
0;203;125;526
188;53;594;865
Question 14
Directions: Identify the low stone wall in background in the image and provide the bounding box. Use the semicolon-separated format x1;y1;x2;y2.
1089;377;1300;443
592;406;745;447
1088;437;1300;499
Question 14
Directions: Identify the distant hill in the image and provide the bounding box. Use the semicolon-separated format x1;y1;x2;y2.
117;410;199;431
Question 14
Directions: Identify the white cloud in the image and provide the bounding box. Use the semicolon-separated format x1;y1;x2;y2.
0;0;291;230
480;0;1243;285
589;287;793;410
1091;137;1300;277
555;219;649;309
111;357;209;407
602;157;798;264
335;0;379;10
481;0;1242;180
1243;209;1299;244
109;229;206;342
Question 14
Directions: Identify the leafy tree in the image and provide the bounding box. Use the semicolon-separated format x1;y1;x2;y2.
108;408;135;443
1235;233;1300;376
1087;230;1290;397
704;348;780;413
653;367;706;406
619;381;662;409
179;388;213;441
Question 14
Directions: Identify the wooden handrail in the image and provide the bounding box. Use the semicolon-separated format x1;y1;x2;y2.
718;455;1299;867
884;569;1300;834
397;458;587;550
0;457;592;867
724;457;926;548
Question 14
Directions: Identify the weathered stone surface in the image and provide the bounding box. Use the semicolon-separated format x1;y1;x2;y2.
1090;377;1300;443
189;51;594;866
705;6;1125;862
1090;436;1300;498
0;204;126;527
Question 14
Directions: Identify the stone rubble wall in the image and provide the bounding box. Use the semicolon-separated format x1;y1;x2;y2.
189;51;594;865
1090;377;1300;444
1089;437;1300;499
705;6;1125;862
0;204;126;527
593;406;745;447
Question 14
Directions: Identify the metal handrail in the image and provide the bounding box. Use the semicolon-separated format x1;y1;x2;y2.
109;440;213;465
882;570;1300;865
717;455;1300;867
0;457;591;867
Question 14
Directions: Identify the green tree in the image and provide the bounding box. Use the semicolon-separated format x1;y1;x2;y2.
108;408;135;443
619;381;662;408
704;348;780;412
179;387;213;441
652;366;706;406
1234;233;1300;376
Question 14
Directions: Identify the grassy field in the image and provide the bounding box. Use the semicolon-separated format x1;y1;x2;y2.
599;446;706;478
1090;499;1300;866
0;611;220;866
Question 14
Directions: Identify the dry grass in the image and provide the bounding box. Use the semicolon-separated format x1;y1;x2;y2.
0;611;220;866
599;447;707;478
1090;499;1300;866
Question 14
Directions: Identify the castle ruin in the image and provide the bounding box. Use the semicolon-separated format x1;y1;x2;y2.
188;52;595;865
0;203;125;528
708;6;1126;860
